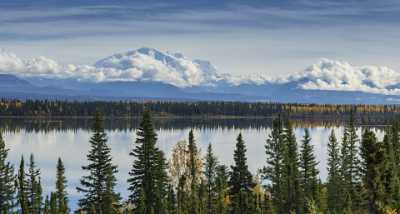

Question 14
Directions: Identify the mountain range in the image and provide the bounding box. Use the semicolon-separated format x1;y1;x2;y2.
1;47;400;104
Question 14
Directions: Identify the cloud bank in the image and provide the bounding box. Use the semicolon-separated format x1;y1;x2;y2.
293;59;400;95
1;48;400;96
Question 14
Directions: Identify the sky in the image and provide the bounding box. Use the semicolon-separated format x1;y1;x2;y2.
1;0;400;78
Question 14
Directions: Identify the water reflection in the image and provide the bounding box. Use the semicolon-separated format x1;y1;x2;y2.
1;118;387;210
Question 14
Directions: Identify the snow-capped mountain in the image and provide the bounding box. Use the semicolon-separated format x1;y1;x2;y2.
1;47;400;104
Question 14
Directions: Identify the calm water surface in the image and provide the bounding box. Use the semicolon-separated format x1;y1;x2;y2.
1;118;386;210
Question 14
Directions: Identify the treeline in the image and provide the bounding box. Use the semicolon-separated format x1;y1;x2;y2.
1;99;400;118
1;111;400;213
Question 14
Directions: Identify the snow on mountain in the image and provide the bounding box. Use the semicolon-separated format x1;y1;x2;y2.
2;48;400;97
94;47;224;87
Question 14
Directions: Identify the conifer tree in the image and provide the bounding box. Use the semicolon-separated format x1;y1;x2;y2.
326;130;343;213
299;129;319;210
360;129;386;213
166;184;177;214
76;112;120;213
177;174;189;214
263;118;285;213
382;130;400;210
55;158;69;214
0;131;16;212
17;156;29;214
281;121;302;214
26;154;43;214
50;192;57;214
229;133;254;214
204;143;218;214
128;110;169;213
215;165;229;214
43;195;50;214
340;112;361;211
188;129;200;214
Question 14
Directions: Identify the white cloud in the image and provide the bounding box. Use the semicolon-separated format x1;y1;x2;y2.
0;48;229;87
3;48;400;96
294;58;400;95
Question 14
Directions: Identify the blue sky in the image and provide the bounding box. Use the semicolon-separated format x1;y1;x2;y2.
1;0;400;77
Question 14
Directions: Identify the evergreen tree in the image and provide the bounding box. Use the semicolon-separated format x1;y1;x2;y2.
263;118;285;213
229;133;254;214
127;110;168;213
326;130;343;213
204;143;218;214
26;154;43;214
382;129;400;210
299;129;319;210
177;174;189;214
188;129;200;214
76;112;120;213
50;192;57;214
17;156;29;214
215;165;229;214
43;195;50;214
340;112;361;211
360;129;386;213
0;131;16;212
281;121;301;214
55;158;69;214
166;184;177;214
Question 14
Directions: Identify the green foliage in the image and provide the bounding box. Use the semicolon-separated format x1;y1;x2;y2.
127;110;169;213
188;129;200;214
9;107;400;214
299;128;320;209
229;133;254;213
55;158;69;214
215;165;229;214
264;118;285;213
326;130;343;213
76;112;120;213
0;131;16;212
282;121;302;214
17;156;29;214
27;154;43;214
340;113;362;211
204;144;218;214
360;129;386;213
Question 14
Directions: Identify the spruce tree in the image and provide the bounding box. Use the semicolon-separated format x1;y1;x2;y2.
229;133;254;214
50;192;57;214
326;130;343;213
215;165;229;214
282;121;301;214
43;195;50;214
76;112;120;213
299;129;319;210
166;184;177;214
0;131;16;212
177;174;189;214
360;129;386;213
340;112;362;211
382;129;400;210
263;118;285;213
204;144;218;214
26;154;43;214
55;158;69;214
17;156;29;214
188;129;200;214
127;110;169;213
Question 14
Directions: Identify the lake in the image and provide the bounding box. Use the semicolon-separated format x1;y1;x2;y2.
1;117;386;210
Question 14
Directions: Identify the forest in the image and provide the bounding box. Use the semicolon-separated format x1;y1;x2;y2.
1;99;400;119
0;110;400;214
